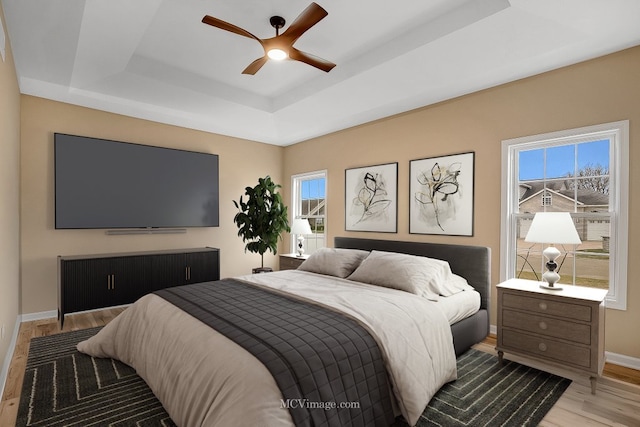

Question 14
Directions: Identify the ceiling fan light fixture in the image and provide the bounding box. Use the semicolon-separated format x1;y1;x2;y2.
202;3;336;74
267;48;288;61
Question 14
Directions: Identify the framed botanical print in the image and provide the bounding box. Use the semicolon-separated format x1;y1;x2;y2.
409;152;474;236
345;162;398;232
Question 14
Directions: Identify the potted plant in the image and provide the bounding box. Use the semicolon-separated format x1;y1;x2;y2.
233;176;290;273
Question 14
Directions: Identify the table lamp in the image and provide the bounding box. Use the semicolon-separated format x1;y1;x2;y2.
290;218;312;257
525;212;582;290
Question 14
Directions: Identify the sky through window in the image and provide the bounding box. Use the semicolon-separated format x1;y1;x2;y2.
519;139;609;181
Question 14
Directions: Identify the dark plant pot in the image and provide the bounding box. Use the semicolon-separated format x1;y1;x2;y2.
252;267;273;274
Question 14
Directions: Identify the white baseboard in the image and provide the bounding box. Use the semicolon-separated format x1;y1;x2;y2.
605;351;640;371
489;323;640;370
0;317;21;402
20;310;58;322
21;306;130;324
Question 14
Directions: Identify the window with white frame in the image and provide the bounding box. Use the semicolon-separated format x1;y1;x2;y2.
501;121;629;310
291;171;327;255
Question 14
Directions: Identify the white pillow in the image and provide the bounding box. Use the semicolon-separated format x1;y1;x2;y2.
298;248;370;278
440;274;475;296
347;250;452;301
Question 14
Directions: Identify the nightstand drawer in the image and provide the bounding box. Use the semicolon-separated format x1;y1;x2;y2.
502;309;591;345
503;292;592;322
501;329;591;368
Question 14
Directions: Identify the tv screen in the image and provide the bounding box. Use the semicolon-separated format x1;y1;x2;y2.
54;133;219;229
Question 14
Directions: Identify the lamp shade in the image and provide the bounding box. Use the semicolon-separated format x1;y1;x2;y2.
290;218;312;235
525;212;582;245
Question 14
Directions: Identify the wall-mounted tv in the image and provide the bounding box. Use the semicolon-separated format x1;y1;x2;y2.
54;133;219;229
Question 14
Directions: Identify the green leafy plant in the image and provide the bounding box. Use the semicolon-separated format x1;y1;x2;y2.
233;176;290;269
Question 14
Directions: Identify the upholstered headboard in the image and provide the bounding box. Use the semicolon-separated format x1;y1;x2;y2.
334;237;491;312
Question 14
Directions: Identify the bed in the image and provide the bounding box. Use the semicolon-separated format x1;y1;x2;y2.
334;237;491;357
77;237;490;427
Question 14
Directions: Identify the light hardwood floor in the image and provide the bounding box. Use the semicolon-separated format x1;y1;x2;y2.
1;310;639;426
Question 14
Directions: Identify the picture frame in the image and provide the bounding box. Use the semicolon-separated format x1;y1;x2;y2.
409;152;475;236
345;162;398;233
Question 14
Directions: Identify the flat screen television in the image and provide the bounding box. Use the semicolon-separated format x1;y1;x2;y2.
54;133;219;229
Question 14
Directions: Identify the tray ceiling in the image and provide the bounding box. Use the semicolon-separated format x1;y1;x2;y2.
3;0;640;145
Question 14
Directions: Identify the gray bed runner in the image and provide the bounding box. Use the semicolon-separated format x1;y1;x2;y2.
155;279;394;427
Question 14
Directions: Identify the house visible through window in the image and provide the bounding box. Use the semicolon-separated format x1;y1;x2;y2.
501;121;629;310
291;171;327;255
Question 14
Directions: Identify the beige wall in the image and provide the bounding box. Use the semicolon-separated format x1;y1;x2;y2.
0;1;21;382
283;46;640;359
20;96;284;314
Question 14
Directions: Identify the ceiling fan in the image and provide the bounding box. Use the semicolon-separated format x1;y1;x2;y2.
202;2;336;75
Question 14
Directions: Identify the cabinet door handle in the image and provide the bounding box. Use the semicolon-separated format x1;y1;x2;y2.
539;302;547;311
112;274;115;290
538;342;547;352
188;267;191;281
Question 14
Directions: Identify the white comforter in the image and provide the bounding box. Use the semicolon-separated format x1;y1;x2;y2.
78;270;456;426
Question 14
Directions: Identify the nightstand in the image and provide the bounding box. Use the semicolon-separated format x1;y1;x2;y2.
279;253;308;271
496;278;608;394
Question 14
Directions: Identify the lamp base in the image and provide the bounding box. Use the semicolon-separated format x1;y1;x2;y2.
541;245;562;290
539;283;563;291
296;236;305;257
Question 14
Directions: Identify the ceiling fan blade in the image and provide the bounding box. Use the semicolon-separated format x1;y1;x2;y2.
281;2;328;43
202;15;261;42
289;48;335;72
242;56;269;75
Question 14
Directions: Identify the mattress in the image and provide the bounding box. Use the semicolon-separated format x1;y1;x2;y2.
437;289;481;325
243;270;481;326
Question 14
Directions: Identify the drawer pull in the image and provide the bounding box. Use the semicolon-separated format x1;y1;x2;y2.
539;302;547;310
538;342;547;352
539;321;548;330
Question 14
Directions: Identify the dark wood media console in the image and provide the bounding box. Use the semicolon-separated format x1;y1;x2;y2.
58;247;220;328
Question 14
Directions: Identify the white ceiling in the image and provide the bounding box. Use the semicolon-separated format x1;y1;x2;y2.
3;0;640;146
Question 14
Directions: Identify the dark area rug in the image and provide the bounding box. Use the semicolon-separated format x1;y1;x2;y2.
16;327;176;427
393;348;572;426
17;328;570;427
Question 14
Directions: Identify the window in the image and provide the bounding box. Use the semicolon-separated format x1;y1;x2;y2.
501;121;629;310
291;171;327;255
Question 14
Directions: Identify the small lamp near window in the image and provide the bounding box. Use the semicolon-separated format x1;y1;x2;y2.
525;212;582;290
290;218;312;257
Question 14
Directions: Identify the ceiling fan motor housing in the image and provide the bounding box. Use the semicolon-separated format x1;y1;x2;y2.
270;16;286;32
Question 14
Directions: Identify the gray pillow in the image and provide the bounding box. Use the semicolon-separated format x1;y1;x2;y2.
347;250;452;301
298;248;370;278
